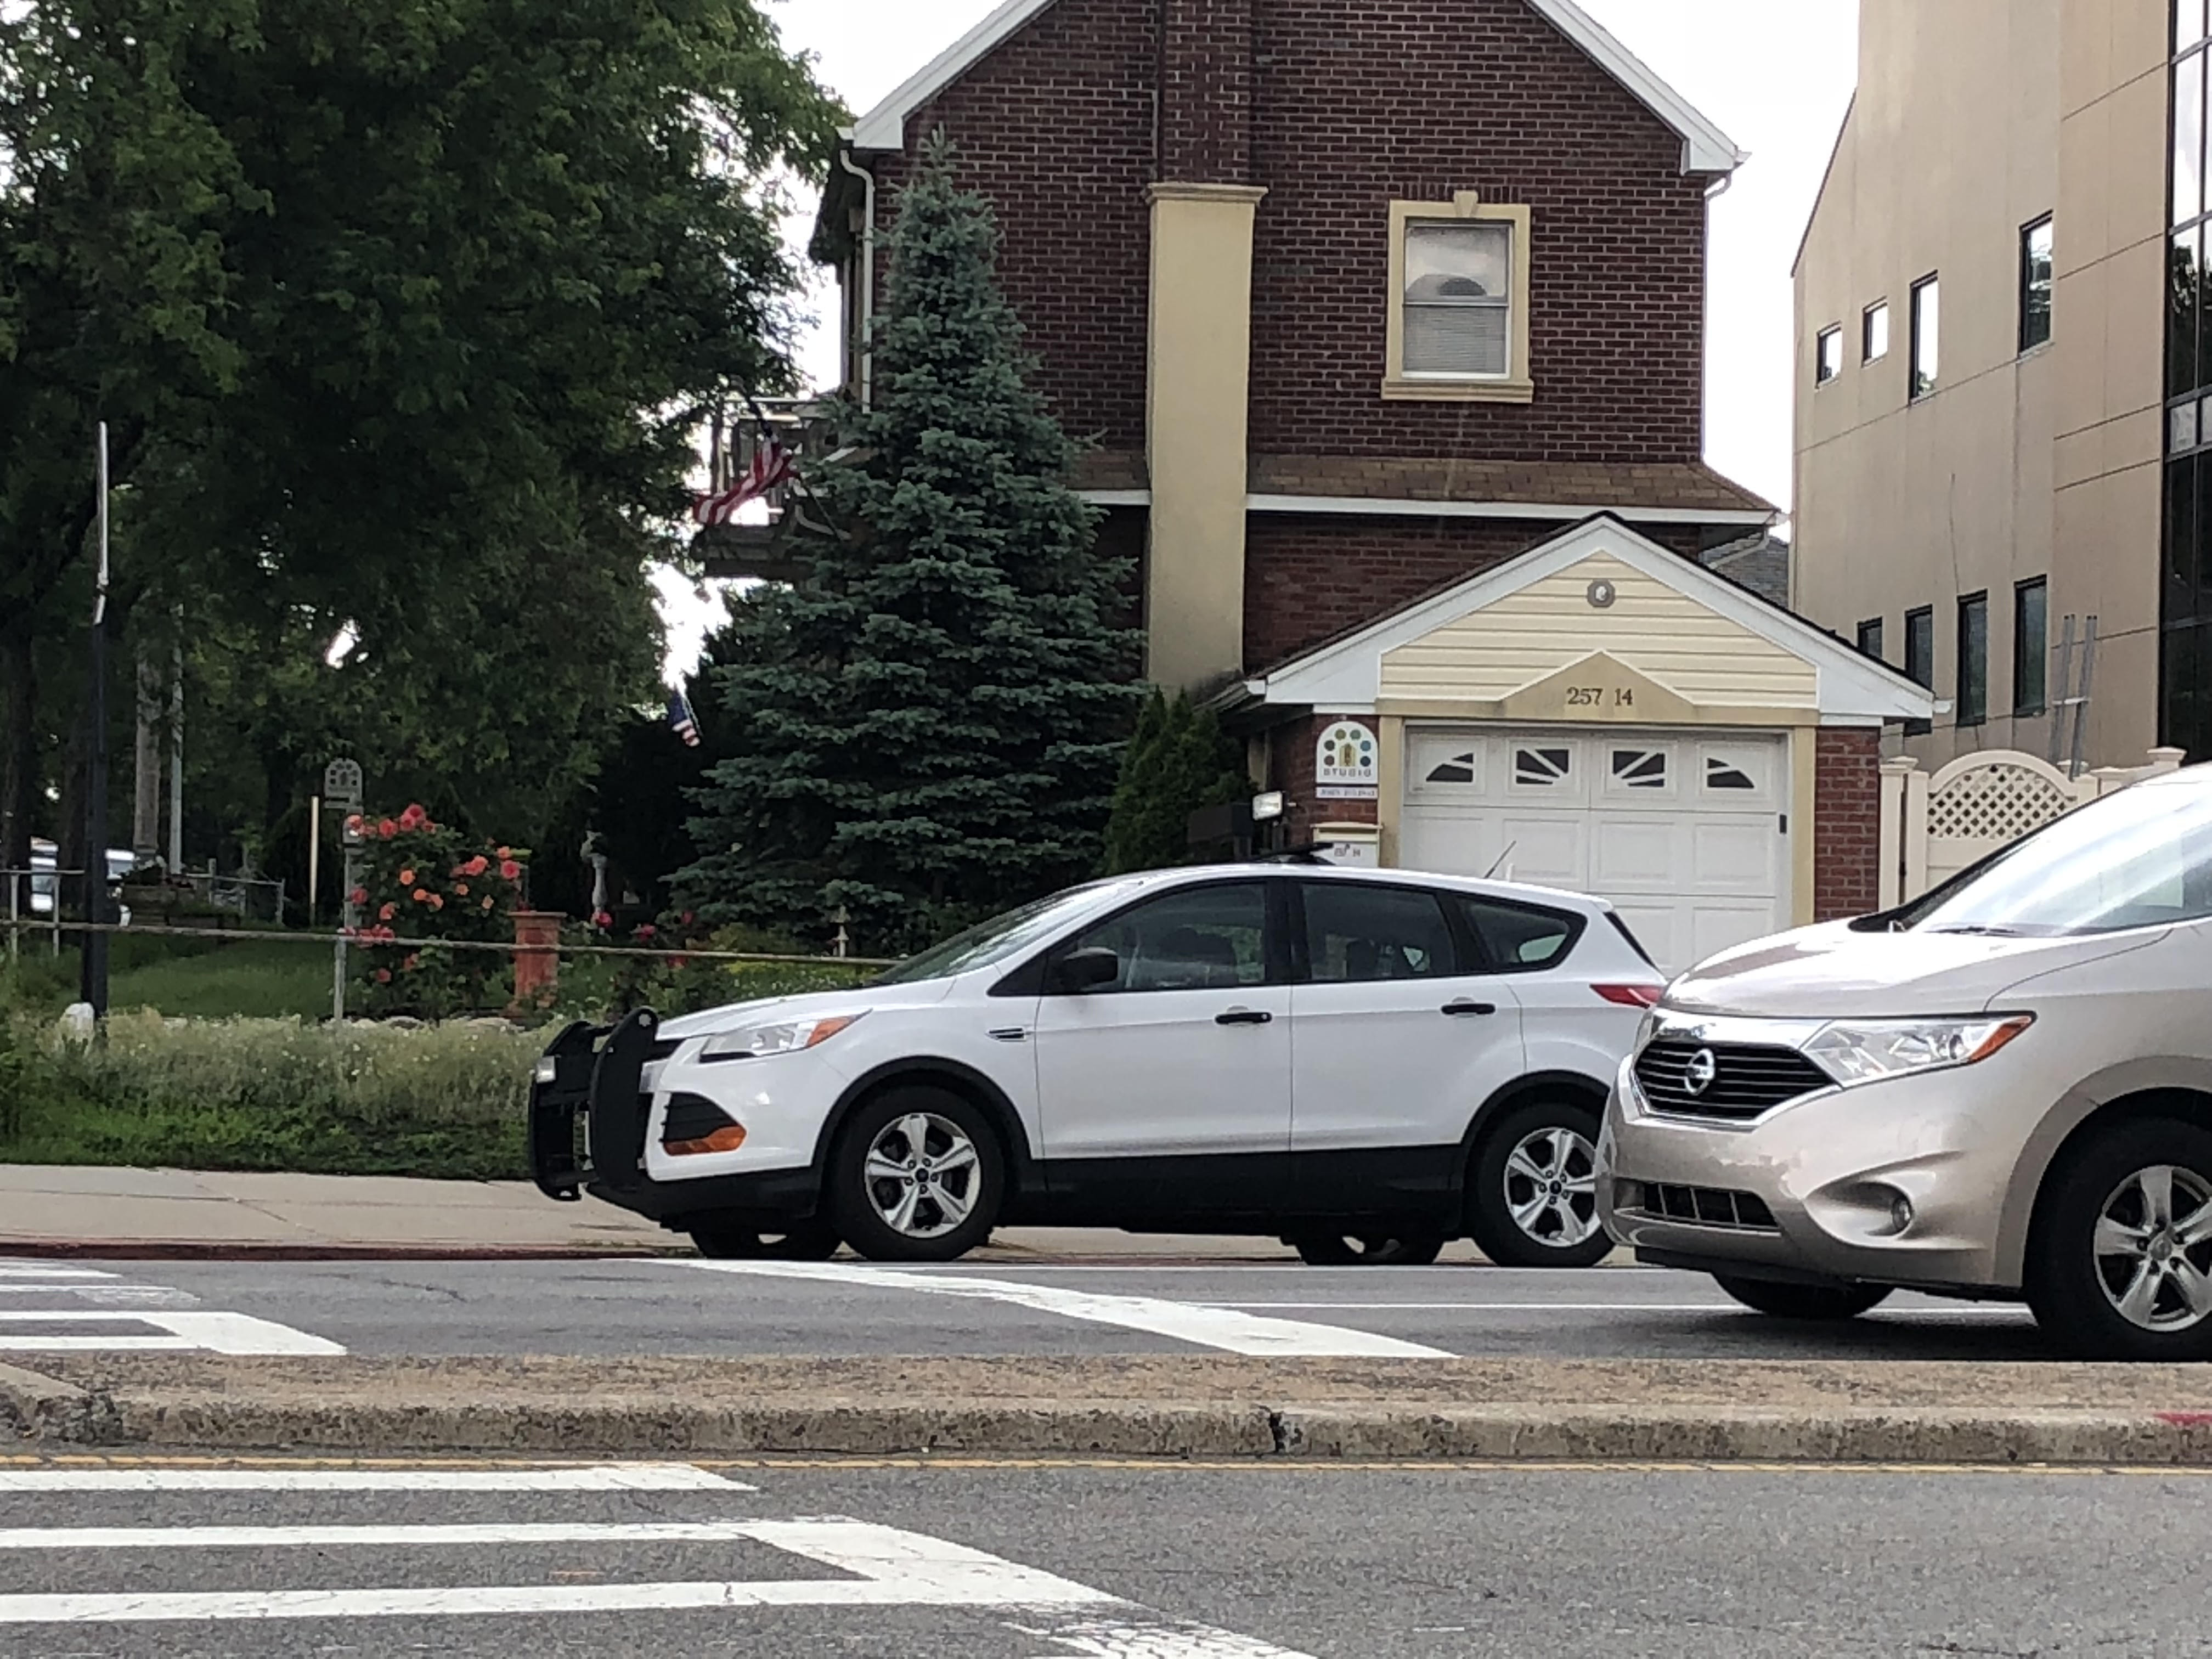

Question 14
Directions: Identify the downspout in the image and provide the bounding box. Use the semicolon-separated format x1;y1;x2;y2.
838;147;878;409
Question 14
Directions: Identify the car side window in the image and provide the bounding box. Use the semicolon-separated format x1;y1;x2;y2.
1453;895;1581;970
1302;883;1459;983
1061;883;1271;994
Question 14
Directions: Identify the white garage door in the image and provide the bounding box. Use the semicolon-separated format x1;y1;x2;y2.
1398;727;1792;974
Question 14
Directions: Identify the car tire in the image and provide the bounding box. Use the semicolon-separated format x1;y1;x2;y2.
1713;1274;1892;1321
1466;1098;1612;1268
828;1086;1005;1263
2027;1117;2212;1362
689;1220;841;1261
1288;1228;1447;1267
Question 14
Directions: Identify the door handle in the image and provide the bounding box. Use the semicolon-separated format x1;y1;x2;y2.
1442;1001;1499;1017
1216;1008;1274;1026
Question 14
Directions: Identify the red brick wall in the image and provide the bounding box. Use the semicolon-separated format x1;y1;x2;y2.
1245;0;1708;461
885;0;1158;453
1245;515;1709;671
1813;727;1883;921
870;0;1712;473
1161;0;1253;183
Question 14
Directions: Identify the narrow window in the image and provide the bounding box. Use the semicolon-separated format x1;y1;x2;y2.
2179;48;2207;227
1863;301;1889;363
1957;592;1990;728
1402;221;1513;378
1856;617;1886;662
1905;607;1935;736
2015;579;2050;716
1816;325;1843;386
1910;275;1941;399
2019;217;2053;352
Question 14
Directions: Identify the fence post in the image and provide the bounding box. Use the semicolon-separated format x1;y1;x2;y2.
511;911;563;1010
1878;757;1917;911
1901;765;1932;901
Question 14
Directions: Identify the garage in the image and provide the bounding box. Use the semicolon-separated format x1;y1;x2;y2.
1228;516;1938;968
1398;726;1790;972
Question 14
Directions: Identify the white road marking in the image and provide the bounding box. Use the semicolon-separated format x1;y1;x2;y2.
663;1259;1454;1358
0;1265;116;1279
0;1284;188;1297
0;1519;1114;1623
0;1465;751;1493
0;1310;342;1356
0;1522;780;1550
1201;1301;2032;1317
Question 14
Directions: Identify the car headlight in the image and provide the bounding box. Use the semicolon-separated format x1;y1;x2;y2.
1803;1014;2033;1087
1634;1008;1662;1053
699;1012;867;1062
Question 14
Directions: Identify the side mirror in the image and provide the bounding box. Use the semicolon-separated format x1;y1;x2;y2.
1050;946;1121;994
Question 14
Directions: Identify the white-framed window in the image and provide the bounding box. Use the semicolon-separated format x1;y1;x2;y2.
1816;324;1843;386
1863;300;1890;363
1384;193;1534;403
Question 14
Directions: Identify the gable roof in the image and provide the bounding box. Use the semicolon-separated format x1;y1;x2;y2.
851;0;1746;174
1240;515;1936;725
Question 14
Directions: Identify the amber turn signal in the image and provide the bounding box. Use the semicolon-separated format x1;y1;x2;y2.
665;1125;748;1157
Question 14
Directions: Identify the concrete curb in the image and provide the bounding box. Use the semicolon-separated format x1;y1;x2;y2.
0;1242;691;1262
22;1385;2212;1466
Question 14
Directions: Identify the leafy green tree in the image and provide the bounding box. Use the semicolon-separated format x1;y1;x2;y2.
681;139;1143;952
0;0;839;890
1102;691;1252;874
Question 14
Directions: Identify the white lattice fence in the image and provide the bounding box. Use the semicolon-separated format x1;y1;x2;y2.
1879;747;2190;907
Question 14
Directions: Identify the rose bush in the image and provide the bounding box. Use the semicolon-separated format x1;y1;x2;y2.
346;805;529;1015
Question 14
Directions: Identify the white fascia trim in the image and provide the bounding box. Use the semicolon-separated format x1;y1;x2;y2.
851;0;1057;151
1079;489;1151;507
851;0;1744;179
1528;0;1747;176
1248;494;1773;527
1252;516;1936;722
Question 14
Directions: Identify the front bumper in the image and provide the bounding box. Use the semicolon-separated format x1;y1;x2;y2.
1596;1049;2038;1294
527;1011;822;1229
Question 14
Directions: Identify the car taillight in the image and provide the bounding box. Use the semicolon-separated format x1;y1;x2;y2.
1593;983;1663;1008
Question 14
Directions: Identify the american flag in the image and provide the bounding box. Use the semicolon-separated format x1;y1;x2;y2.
691;437;797;527
667;691;702;748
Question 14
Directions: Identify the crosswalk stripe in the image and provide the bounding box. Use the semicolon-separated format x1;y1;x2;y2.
0;1310;342;1355
0;1464;752;1492
0;1522;773;1549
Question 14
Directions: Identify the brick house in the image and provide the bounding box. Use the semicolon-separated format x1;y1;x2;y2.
806;0;1935;969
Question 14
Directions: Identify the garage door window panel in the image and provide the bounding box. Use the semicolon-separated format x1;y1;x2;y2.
1513;746;1575;790
1063;885;1273;994
1301;884;1462;983
1606;747;1674;800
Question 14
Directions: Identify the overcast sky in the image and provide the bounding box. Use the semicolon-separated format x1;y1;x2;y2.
661;0;1862;676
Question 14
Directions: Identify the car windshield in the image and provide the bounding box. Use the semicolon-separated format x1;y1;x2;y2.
1900;778;2212;937
870;878;1152;985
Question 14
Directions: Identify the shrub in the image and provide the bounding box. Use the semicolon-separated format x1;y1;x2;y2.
346;803;529;1017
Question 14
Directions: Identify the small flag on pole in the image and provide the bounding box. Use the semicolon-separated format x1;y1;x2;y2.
691;437;797;527
668;691;702;748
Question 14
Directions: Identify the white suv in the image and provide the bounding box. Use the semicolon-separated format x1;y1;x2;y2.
531;865;1660;1265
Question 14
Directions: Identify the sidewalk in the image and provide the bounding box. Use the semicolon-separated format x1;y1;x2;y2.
0;1164;1352;1262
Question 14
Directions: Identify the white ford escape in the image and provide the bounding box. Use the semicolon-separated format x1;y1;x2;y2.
531;864;1660;1265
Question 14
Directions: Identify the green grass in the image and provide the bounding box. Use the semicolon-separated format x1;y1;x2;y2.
108;939;335;1020
0;1012;539;1180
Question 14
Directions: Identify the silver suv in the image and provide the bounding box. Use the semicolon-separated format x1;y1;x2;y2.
1598;763;2212;1359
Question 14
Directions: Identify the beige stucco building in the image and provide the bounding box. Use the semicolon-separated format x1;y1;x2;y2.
1793;0;2177;770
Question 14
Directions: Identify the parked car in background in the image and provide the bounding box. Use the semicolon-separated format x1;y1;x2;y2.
15;840;139;922
532;864;1662;1266
1599;762;2212;1360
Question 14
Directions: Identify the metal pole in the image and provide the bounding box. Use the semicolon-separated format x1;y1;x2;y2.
2047;614;2076;767
79;422;111;1019
2069;616;2101;780
306;795;321;928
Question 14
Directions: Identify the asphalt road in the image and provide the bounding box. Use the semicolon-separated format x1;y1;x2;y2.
0;1255;2059;1361
0;1454;2202;1656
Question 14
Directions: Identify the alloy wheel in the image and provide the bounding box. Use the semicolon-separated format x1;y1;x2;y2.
1502;1125;1601;1249
862;1111;983;1242
2092;1163;2212;1333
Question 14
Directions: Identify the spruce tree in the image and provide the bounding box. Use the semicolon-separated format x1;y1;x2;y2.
682;138;1142;952
1101;691;1252;874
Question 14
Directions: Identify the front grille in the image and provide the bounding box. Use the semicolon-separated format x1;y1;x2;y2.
1634;1040;1834;1120
1615;1181;1779;1232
